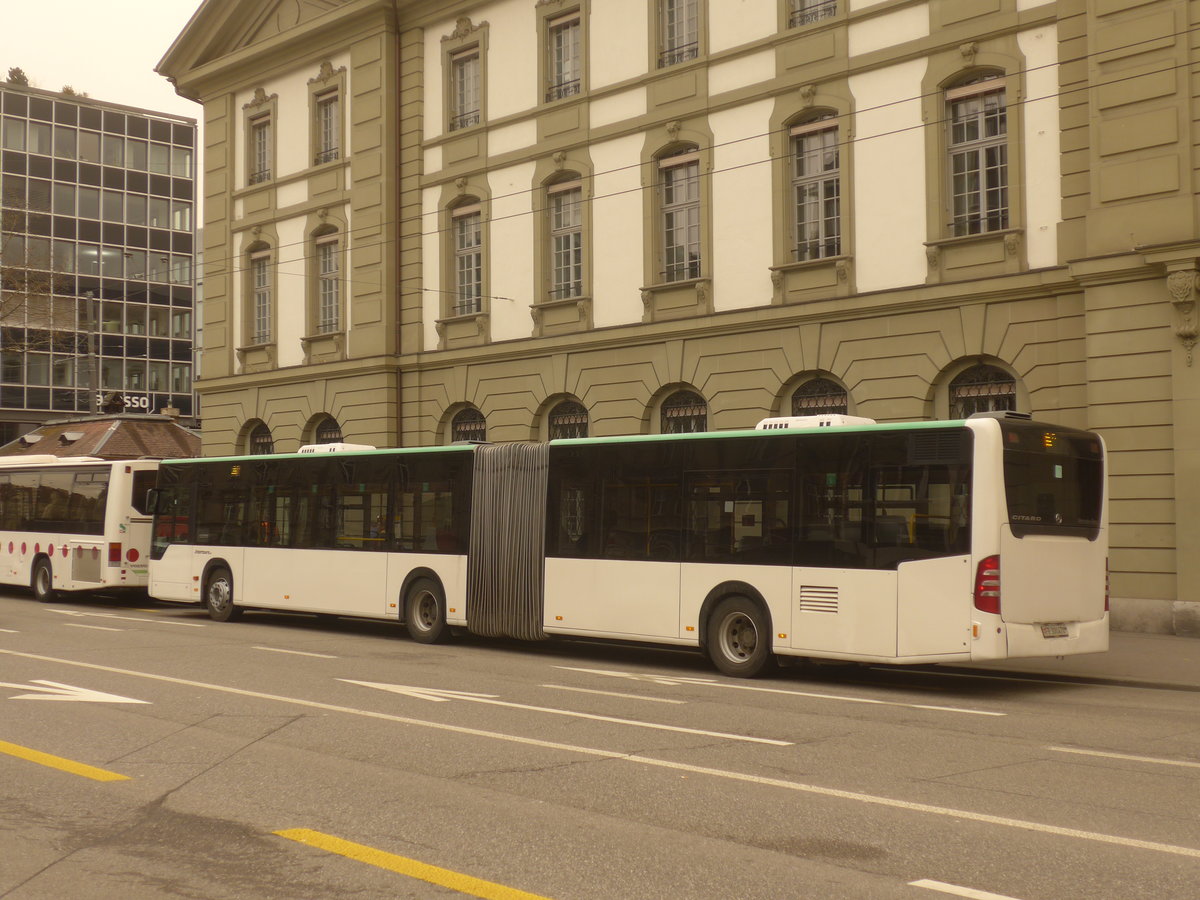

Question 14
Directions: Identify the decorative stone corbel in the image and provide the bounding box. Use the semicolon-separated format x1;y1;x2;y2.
799;84;816;109
1168;270;1199;365
455;176;468;194
835;259;849;281
1004;232;1019;257
552;150;566;171
959;42;978;66
666;120;682;142
925;246;940;269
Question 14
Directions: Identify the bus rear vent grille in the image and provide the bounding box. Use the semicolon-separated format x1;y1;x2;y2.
798;585;839;614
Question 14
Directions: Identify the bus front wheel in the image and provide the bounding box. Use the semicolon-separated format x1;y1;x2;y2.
205;567;241;622
707;596;775;678
32;558;57;603
404;578;448;644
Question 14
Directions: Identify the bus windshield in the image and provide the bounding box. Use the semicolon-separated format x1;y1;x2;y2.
1002;423;1103;539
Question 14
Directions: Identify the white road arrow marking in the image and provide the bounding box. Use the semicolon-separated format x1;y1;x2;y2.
341;679;791;745
0;679;148;704
555;666;1005;717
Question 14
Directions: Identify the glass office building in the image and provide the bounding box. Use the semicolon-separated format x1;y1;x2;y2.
0;83;196;443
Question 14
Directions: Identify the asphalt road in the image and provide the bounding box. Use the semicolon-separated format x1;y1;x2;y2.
1;589;1197;900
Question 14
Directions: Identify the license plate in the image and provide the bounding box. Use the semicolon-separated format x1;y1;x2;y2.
1041;623;1069;638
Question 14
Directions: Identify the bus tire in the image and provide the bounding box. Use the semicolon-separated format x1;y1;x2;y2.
204;567;241;622
32;558;57;603
404;578;448;644
706;595;775;678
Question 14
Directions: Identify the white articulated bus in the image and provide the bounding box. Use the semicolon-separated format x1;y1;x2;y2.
148;412;1108;677
0;455;159;601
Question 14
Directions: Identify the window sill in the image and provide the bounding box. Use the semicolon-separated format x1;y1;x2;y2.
532;294;591;336
434;310;489;349
640;278;711;323
770;255;852;304
235;341;276;373
925;228;1024;283
301;331;345;363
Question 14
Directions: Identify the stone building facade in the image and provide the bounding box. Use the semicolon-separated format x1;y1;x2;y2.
159;0;1200;636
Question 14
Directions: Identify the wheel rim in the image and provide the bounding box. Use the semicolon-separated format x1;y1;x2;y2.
35;566;50;595
413;590;438;632
716;611;758;664
208;578;231;613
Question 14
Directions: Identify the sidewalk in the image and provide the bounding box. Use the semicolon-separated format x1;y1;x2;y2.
963;631;1200;689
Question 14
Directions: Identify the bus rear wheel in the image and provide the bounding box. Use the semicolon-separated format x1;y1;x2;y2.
404;578;448;644
707;596;775;678
205;567;241;622
32;558;57;603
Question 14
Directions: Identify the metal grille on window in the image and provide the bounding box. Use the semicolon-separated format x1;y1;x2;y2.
661;156;701;282
548;400;588;439
546;16;581;101
450;51;481;131
249;423;274;455
315;417;342;444
659;0;699;67
792;120;840;261
453;209;482;315
315;92;339;165
791;378;848;416
948;78;1007;236
661;390;707;434
251;253;271;344
549;184;583;300
317;239;339;333
949;365;1016;418
789;0;838;28
452;407;487;442
250;117;271;184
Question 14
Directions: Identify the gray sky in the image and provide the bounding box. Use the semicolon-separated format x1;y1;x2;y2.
0;0;205;120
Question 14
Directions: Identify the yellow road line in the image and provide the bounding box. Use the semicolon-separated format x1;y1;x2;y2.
275;828;554;900
0;739;129;782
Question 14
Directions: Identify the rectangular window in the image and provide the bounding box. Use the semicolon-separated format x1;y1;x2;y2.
549;183;583;299
449;50;481;131
659;0;699;67
149;142;171;175
661;155;701;282
251;253;272;344
948;80;1008;236
792;121;840;261
546;14;582;101
790;0;838;28
249;116;272;184
1;117;24;151
453;208;482;315
317;238;340;333
314;92;339;164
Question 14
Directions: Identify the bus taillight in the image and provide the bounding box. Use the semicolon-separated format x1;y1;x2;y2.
974;555;1001;614
108;542;122;565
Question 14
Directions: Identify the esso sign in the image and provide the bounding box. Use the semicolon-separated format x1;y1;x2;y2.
96;393;151;411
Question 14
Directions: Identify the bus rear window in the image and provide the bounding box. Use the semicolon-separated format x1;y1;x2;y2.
1002;425;1103;539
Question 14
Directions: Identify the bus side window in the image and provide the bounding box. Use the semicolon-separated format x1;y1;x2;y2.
131;470;156;515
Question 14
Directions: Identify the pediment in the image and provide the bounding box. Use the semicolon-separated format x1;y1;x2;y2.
158;0;353;84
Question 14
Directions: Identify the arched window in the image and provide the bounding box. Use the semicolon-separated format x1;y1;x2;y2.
661;390;706;434
949;364;1016;418
314;417;342;444
451;407;486;442
791;378;848;416
548;400;588;439
947;73;1007;236
248;422;274;455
